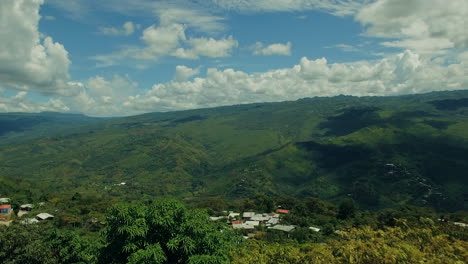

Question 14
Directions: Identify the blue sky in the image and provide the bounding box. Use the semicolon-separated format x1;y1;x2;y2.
0;0;467;116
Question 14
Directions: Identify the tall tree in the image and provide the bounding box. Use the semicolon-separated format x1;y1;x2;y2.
100;199;239;264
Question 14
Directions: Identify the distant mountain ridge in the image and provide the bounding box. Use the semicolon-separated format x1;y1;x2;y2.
0;90;467;211
0;112;102;144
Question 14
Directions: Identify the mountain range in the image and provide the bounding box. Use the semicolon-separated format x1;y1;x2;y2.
1;90;467;211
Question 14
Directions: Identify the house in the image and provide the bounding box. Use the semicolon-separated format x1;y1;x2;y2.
228;212;240;219
232;223;255;230
276;209;290;214
231;220;242;225
0;204;14;221
209;216;226;221
309;226;321;232
245;220;260;227
209;216;224;221
242;212;255;220
20;204;34;211
36;213;54;221
251;214;269;222
0;198;10;204
269;224;295;232
0;204;11;214
266;217;279;226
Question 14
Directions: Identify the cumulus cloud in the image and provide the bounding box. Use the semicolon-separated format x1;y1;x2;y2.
59;74;139;116
92;24;238;66
114;50;468;114
138;23;187;59
86;74;138;100
0;92;70;113
6;49;467;116
356;0;468;55
0;0;79;96
91;23;186;66
99;21;140;36
173;36;238;59
154;4;226;33
174;66;200;82
252;42;292;56
47;0;227;33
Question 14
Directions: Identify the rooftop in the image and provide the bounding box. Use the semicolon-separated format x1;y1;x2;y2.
36;213;54;220
269;224;295;232
242;212;255;218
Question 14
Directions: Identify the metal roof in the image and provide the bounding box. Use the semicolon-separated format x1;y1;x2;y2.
245;220;260;226
242;212;255;218
36;213;54;220
269;224;295;232
232;223;255;230
309;226;321;232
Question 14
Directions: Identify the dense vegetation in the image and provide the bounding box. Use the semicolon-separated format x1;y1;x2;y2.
1;90;468;211
0;90;467;263
0;197;467;263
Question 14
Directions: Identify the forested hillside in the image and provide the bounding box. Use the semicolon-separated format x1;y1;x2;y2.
1;90;467;212
1;91;468;263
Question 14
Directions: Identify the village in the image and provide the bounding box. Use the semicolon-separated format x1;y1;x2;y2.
0;197;54;226
0;195;322;238
209;208;321;239
2;195;465;238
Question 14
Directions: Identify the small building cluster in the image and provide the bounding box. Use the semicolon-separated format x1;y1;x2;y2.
0;197;54;226
0;198;15;225
210;208;320;238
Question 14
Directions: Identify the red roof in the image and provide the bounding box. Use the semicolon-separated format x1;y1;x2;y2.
0;204;11;209
276;209;290;214
231;220;242;225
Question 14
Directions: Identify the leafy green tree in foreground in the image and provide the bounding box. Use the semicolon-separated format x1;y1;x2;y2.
100;199;239;264
0;223;98;264
230;219;468;264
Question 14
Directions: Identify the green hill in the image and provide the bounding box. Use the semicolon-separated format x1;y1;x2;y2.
1;90;468;211
0;112;102;144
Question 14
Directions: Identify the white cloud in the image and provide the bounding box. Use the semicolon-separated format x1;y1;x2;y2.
100;21;140;36
138;23;187;59
206;0;371;16
252;42;292;56
0;91;70;113
7;49;467;116
86;74;138;99
92;24;238;66
328;44;360;52
174;66;200;82
47;0;227;33
356;0;468;55
114;50;468;115
154;4;226;33
61;74;139;116
0;0;79;96
173;36;238;59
